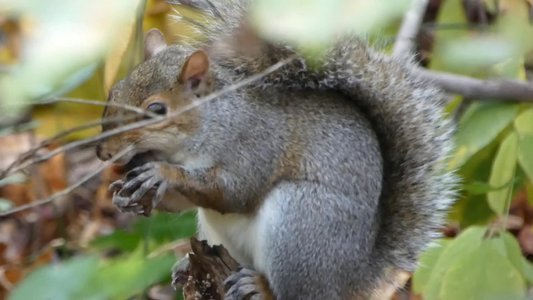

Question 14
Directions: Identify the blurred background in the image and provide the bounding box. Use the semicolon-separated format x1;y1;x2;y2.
0;0;533;299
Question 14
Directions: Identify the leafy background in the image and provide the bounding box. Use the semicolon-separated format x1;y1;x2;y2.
1;0;533;299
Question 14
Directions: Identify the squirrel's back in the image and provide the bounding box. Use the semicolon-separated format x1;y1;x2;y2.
174;0;458;295
197;88;385;290
195;83;384;203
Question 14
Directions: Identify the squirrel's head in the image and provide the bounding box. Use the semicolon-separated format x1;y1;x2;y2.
96;29;214;165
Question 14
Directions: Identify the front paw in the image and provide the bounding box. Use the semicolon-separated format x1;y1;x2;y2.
110;162;169;216
224;268;272;300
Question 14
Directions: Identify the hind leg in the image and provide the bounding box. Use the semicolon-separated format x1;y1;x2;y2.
224;181;379;300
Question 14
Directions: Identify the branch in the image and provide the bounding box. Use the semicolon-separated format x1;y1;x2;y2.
0;55;296;179
39;97;154;117
172;238;240;299
0;115;139;178
392;0;533;100
0;146;132;217
393;0;429;57
417;68;533;101
169;0;533;101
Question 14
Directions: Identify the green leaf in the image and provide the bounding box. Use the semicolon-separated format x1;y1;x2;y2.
430;0;469;73
78;251;174;299
133;212;196;243
515;109;533;135
439;36;517;73
522;259;533;284
487;131;518;215
250;0;409;49
450;144;498;226
90;230;142;252
9;256;100;300
450;102;518;169
421;229;529;300
517;134;533;183
413;239;451;294
487;232;528;280
515;109;533;183
454;193;494;227
423;226;487;300
11;252;175;300
0;0;134;119
90;212;196;252
440;240;526;300
463;179;517;195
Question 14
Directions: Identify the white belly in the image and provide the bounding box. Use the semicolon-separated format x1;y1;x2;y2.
197;206;272;272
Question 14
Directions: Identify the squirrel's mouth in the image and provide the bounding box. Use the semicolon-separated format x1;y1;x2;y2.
120;151;165;173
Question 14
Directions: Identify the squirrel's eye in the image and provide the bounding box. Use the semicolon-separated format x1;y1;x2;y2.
146;102;167;116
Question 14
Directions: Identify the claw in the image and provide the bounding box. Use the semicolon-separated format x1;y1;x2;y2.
109;163;168;216
153;180;168;208
127;176;160;203
125;163;152;181
110;162;168;217
121;171;154;193
224;268;267;300
109;180;124;193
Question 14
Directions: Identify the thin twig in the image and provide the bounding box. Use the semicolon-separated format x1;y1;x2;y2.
422;22;489;31
417;68;533;101
39;97;155;117
3;97;151;117
393;0;429;57
0;55;296;179
0;115;139;178
394;0;533;99
1;96;155;178
453;98;473;123
0;146;132;217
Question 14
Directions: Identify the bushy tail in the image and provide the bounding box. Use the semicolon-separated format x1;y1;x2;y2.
172;0;457;280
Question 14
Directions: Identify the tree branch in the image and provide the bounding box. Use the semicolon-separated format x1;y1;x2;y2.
417;68;533;101
0;55;297;179
392;0;533;100
393;0;429;57
0;115;139;179
0;146;132;217
172;238;240;300
39;97;150;116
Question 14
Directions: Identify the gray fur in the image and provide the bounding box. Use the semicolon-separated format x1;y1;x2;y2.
171;0;458;297
193;87;385;299
101;1;458;298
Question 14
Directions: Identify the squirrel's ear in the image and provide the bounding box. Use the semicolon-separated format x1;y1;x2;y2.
178;50;210;90
144;29;167;61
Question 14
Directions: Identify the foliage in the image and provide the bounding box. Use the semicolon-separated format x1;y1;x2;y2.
9;212;196;299
414;227;533;300
1;0;533;299
410;1;533;299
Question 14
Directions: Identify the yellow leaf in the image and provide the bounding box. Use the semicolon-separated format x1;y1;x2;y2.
103;0;146;94
32;68;105;140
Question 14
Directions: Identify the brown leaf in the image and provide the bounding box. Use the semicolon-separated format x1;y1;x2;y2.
0;133;37;170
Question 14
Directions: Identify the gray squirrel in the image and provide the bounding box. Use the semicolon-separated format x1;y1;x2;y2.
95;0;457;298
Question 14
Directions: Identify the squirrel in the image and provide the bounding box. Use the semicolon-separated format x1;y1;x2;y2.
95;0;457;298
